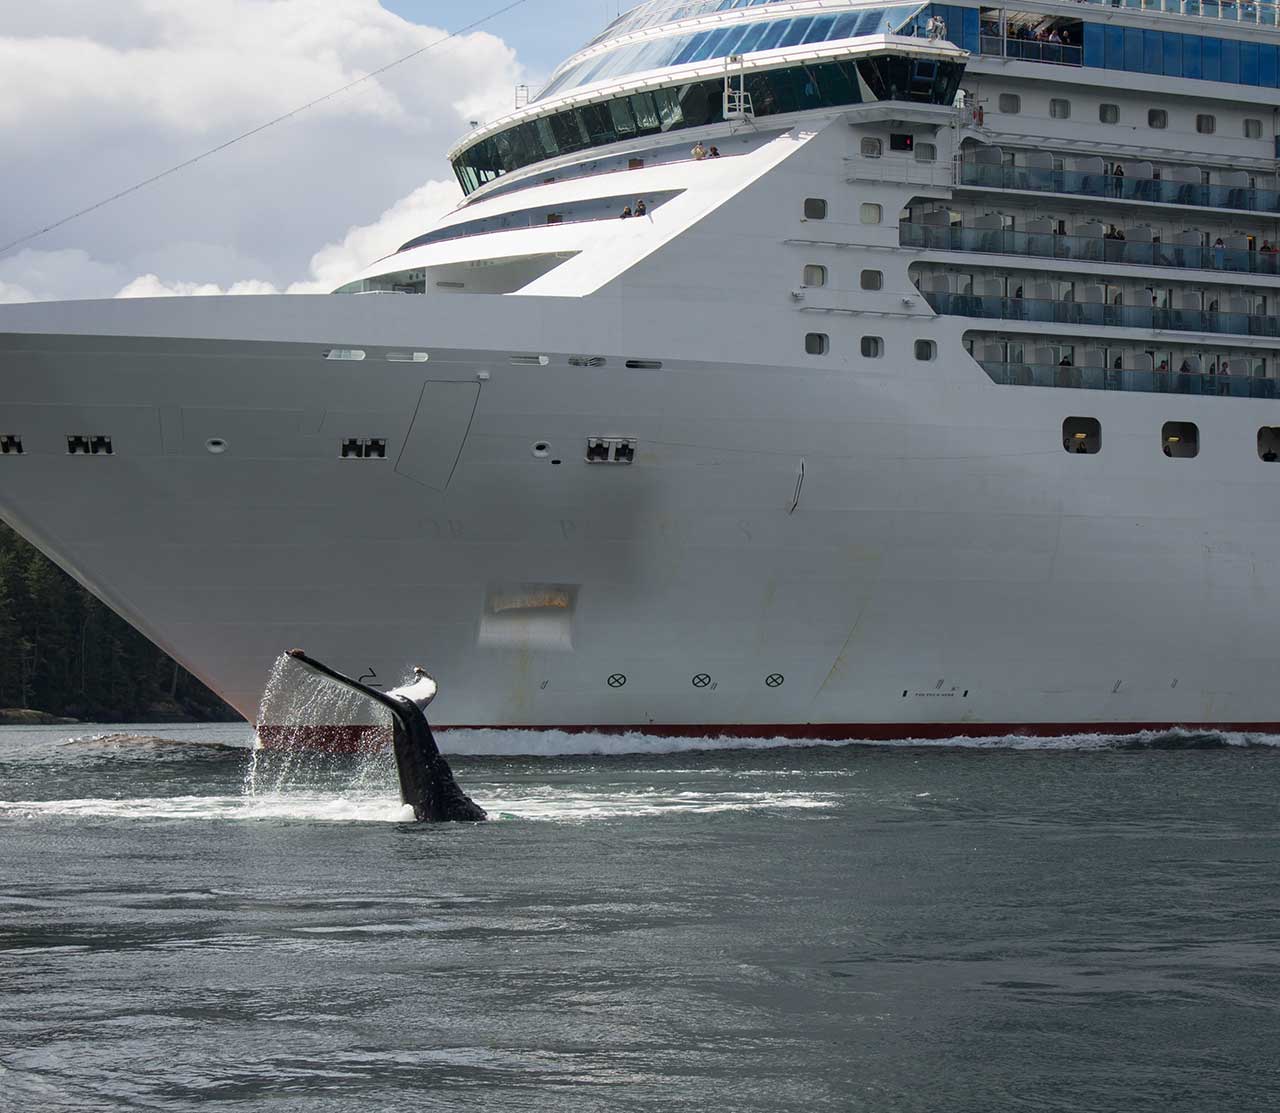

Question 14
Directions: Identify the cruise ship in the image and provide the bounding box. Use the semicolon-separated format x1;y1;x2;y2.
3;0;1280;741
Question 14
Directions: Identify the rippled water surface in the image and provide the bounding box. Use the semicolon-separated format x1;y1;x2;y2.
2;723;1279;1111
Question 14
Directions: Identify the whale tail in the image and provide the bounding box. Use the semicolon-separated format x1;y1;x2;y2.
283;650;486;823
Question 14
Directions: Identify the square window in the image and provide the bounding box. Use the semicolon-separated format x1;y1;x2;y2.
803;197;827;220
805;332;829;355
861;137;883;158
1148;108;1167;129
914;142;937;162
1050;98;1070;120
860;203;882;224
1162;421;1199;458
860;269;883;291
802;264;826;287
998;93;1020;114
1244;118;1262;139
1099;103;1119;124
1196;114;1215;134
1063;416;1101;454
914;339;936;361
860;336;884;358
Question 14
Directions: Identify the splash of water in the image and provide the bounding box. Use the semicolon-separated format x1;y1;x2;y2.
244;654;398;805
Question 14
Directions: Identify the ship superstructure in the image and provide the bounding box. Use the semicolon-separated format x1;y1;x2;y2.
3;0;1280;738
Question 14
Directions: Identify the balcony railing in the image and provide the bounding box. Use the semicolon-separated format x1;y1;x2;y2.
979;36;1083;66
958;163;1280;216
1076;0;1280;26
926;290;1280;338
981;361;1278;397
901;223;1280;276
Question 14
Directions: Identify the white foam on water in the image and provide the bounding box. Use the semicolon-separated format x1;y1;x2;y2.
0;794;413;824
481;786;837;820
432;726;1280;756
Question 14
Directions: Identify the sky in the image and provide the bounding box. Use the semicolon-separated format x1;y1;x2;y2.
0;0;630;304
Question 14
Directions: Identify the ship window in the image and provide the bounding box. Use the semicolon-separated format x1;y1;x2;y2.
1259;427;1280;461
860;269;883;290
914;339;936;361
805;332;829;355
1148;108;1167;129
915;142;937;162
1244;118;1262;139
1162;421;1199;459
1050;98;1070;120
861;137;883;158
861;336;884;358
1099;103;1119;124
889;133;914;152
860;203;882;224
1196;114;1216;134
803;264;827;287
804;197;827;220
998;94;1020;115
1063;416;1101;454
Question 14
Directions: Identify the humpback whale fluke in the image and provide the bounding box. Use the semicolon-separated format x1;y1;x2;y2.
284;649;486;823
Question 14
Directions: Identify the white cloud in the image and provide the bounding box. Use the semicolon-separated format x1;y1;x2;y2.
115;275;282;299
0;1;519;301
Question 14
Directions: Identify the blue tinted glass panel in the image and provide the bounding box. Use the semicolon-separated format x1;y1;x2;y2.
1183;34;1201;79
1220;38;1239;84
696;27;733;58
736;22;770;52
1143;30;1161;74
1104;26;1124;69
1162;32;1181;77
1084;23;1105;68
1124;28;1143;71
1242;41;1259;85
801;15;835;43
1202;34;1220;81
962;7;980;53
1262;43;1278;87
671;31;711;65
831;12;858;37
778;17;813;46
717;24;752;53
856;8;884;33
756;20;789;50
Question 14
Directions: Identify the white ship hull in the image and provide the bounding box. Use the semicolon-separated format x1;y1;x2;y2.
2;289;1277;737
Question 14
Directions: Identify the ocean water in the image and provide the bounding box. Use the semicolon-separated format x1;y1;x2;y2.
1;723;1278;1111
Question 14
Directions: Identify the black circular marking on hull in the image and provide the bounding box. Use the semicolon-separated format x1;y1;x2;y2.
692;673;712;688
607;673;627;688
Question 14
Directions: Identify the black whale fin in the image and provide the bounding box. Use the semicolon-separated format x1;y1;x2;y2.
285;649;486;823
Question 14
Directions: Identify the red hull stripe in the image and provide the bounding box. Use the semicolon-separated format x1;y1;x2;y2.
254;721;1280;753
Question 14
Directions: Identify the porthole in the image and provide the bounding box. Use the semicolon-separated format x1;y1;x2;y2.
1148;108;1168;129
1050;98;1070;120
1099;103;1119;125
861;336;884;358
1161;421;1198;459
1258;427;1280;461
803;198;827;220
205;438;228;455
914;339;936;361
861;137;883;158
802;264;827;287
532;441;550;458
1196;114;1216;135
859;203;882;225
998;93;1021;115
805;332;829;356
860;269;883;291
1244;118;1263;139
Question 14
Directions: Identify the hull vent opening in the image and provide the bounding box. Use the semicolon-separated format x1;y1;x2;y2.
585;436;637;464
568;356;607;367
67;435;113;456
510;355;551;366
341;437;387;459
324;349;366;361
625;359;662;370
0;435;22;455
386;351;430;363
479;582;578;651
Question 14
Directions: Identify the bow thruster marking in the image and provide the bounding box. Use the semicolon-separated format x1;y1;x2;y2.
692;673;712;689
607;673;627;688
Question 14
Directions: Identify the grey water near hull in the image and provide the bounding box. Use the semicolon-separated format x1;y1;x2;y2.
1;724;1279;1111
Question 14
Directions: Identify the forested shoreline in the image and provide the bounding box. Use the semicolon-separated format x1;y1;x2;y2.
0;524;241;723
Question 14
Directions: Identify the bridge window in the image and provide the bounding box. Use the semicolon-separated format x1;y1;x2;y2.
915;142;937;162
1260;427;1280;461
860;269;883;291
1148;108;1167;129
802;264;827;287
1050;98;1070;119
804;197;827;220
861;336;884;358
1244;118;1262;139
998;93;1021;114
805;333;829;355
861;137;883;158
1162;421;1199;458
1099;103;1119;124
1196;114;1216;134
860;203;882;224
1064;416;1101;454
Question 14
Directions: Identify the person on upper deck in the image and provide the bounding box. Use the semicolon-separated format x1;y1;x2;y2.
691;141;707;161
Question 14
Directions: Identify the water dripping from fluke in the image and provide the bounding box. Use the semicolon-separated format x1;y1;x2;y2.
253;650;485;823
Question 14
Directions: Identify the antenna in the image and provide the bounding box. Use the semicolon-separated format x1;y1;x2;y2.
514;83;530;108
